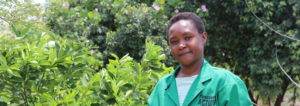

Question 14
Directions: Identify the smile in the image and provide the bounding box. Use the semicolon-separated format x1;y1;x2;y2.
178;51;192;57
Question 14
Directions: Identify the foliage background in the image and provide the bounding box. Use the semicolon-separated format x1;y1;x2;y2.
0;0;299;105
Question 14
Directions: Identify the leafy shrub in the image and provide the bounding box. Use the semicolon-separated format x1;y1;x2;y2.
46;0;168;60
0;33;170;105
0;32;102;105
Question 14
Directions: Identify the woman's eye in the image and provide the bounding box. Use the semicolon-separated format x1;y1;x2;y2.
171;41;178;45
185;36;191;41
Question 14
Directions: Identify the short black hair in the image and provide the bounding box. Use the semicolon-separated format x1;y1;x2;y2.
166;12;206;39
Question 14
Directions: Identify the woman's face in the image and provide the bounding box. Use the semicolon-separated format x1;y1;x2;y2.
168;20;207;67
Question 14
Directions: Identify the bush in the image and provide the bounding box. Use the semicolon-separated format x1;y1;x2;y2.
46;0;168;61
0;33;170;105
0;32;102;105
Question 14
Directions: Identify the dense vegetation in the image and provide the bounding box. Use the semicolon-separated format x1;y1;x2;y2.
0;0;299;105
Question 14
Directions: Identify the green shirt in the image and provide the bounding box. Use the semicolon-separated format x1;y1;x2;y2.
148;60;252;106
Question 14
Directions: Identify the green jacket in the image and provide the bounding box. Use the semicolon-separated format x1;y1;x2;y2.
148;60;252;106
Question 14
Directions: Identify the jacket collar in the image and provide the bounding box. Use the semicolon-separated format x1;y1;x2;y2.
164;59;214;105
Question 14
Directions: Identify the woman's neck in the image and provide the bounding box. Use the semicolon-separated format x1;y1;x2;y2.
177;59;203;77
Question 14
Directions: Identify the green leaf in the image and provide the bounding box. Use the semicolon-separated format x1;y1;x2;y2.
125;90;133;98
0;92;11;103
0;53;7;66
167;0;181;7
87;11;94;19
81;74;89;87
63;91;77;103
7;69;21;78
155;0;166;5
116;80;127;88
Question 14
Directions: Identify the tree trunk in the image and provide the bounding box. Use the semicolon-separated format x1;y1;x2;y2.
245;78;257;104
242;66;256;105
255;95;259;105
292;87;297;106
268;97;271;106
274;77;290;106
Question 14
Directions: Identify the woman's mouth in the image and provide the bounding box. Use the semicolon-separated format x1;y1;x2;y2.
178;51;192;57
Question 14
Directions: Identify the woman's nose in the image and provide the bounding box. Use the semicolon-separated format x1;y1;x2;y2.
178;42;186;50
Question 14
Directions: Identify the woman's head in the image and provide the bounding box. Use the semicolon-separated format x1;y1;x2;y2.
167;12;207;67
166;12;206;40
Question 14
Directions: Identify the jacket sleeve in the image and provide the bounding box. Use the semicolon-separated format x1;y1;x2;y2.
218;77;253;106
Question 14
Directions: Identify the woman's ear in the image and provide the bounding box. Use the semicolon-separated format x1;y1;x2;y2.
202;32;208;43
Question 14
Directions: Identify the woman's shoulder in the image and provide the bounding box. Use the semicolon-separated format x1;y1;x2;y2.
155;73;173;85
208;66;245;86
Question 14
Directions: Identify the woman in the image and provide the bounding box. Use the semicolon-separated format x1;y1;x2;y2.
148;12;252;106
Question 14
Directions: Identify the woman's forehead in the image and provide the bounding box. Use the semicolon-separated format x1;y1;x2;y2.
168;20;197;37
170;20;193;28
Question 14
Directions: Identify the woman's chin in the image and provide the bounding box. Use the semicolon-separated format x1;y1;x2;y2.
178;57;201;67
178;60;193;67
